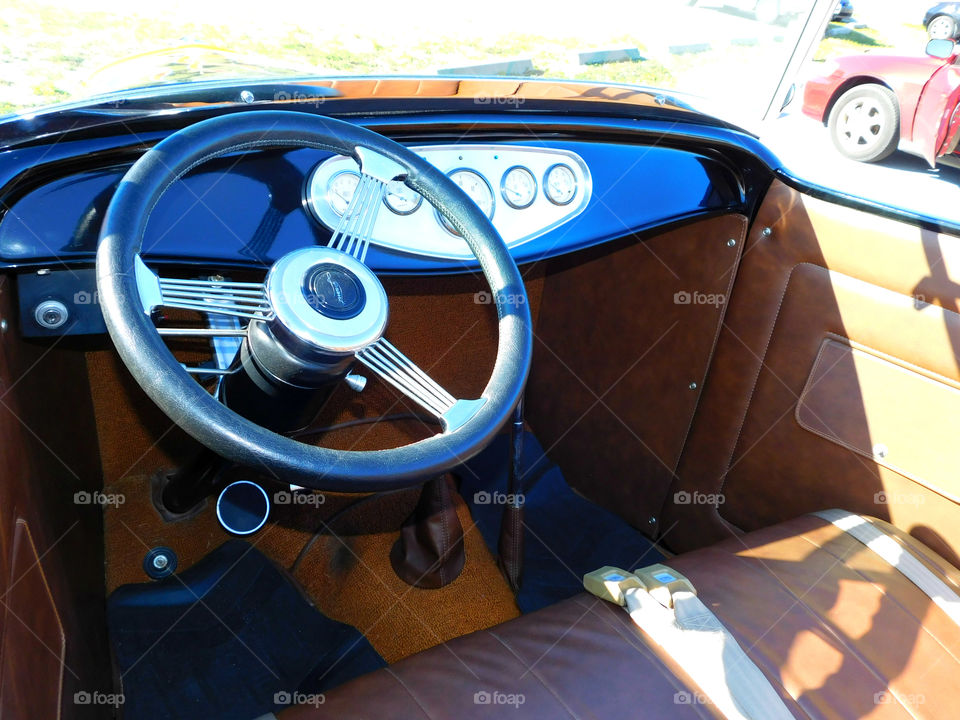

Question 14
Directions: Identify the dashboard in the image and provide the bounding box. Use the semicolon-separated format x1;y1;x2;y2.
0;111;759;337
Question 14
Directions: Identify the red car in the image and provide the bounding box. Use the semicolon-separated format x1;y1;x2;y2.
803;38;960;166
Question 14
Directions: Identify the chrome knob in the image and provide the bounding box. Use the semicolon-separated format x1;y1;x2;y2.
34;299;68;329
345;373;367;392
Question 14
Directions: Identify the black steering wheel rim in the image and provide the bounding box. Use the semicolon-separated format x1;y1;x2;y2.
96;110;532;491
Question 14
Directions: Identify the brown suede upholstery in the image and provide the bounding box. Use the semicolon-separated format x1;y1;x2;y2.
278;513;960;719
526;213;747;537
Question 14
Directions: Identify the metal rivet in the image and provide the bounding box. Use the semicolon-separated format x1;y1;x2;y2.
648;516;657;525
872;443;888;459
726;238;737;247
0;319;8;333
37;268;51;276
152;554;169;570
688;381;698;390
239;90;255;103
761;227;773;237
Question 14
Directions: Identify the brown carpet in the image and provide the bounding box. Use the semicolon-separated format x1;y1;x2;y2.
103;474;520;664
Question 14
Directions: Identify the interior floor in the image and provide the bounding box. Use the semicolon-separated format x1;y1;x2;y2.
103;471;519;664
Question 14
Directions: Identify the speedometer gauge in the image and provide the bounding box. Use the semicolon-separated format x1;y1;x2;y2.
437;169;495;235
384;179;422;215
501;166;537;209
326;170;360;216
544;163;577;206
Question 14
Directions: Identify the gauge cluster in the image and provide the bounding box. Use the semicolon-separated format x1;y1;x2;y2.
305;144;591;260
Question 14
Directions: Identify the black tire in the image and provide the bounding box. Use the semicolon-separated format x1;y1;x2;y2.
927;14;958;40
828;84;900;163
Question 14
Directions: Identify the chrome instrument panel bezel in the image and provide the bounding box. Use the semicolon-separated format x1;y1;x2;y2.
305;144;592;260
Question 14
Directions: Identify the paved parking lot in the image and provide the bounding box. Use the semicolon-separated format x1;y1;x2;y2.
761;107;960;225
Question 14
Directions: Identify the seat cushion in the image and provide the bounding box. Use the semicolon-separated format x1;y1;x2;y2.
278;513;960;719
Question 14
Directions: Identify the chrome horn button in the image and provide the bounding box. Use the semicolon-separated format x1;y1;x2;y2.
264;247;388;355
303;263;366;320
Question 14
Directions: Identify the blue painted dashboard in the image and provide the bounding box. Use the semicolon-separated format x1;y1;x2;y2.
0;117;749;275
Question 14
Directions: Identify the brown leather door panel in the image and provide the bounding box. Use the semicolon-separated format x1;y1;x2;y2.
0;520;65;720
664;180;960;564
798;337;960;504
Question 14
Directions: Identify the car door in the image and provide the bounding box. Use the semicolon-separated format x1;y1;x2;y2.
913;58;960;164
661;178;960;568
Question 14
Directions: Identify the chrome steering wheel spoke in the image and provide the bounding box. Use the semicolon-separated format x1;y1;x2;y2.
328;147;404;264
135;256;272;322
356;338;485;432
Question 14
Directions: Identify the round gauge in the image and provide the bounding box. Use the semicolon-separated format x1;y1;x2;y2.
437;169;495;235
326;170;360;216
500;166;537;209
544;163;577;206
384;179;422;215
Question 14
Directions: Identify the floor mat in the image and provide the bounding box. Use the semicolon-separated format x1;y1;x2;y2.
108;540;385;720
458;431;666;613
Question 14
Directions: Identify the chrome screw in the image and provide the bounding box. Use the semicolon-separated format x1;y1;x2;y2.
727;238;737;247
761;227;773;237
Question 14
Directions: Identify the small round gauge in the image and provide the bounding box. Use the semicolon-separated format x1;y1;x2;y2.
500;166;537;209
384;179;422;215
544;163;577;206
326;170;360;216
437;169;495;236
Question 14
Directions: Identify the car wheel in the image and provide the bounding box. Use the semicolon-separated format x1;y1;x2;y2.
927;14;958;40
828;84;900;163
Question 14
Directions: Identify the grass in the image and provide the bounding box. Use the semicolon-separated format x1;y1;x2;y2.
812;22;928;63
0;6;714;114
813;24;892;62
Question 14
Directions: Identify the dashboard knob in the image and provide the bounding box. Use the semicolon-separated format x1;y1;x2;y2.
34;299;69;329
345;373;367;392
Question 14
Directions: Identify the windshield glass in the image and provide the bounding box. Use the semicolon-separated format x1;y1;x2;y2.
1;0;822;122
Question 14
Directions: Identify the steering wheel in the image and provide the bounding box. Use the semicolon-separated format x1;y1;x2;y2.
96;111;532;491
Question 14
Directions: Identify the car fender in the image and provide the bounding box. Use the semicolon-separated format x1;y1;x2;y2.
812;54;945;139
823;75;898;123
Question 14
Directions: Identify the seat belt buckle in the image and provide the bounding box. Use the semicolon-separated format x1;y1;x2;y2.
632;564;697;608
583;566;644;606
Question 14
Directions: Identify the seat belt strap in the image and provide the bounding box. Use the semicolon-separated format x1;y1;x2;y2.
814;509;960;627
584;565;794;720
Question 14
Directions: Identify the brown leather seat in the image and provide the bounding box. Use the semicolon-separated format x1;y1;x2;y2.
278;513;960;719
